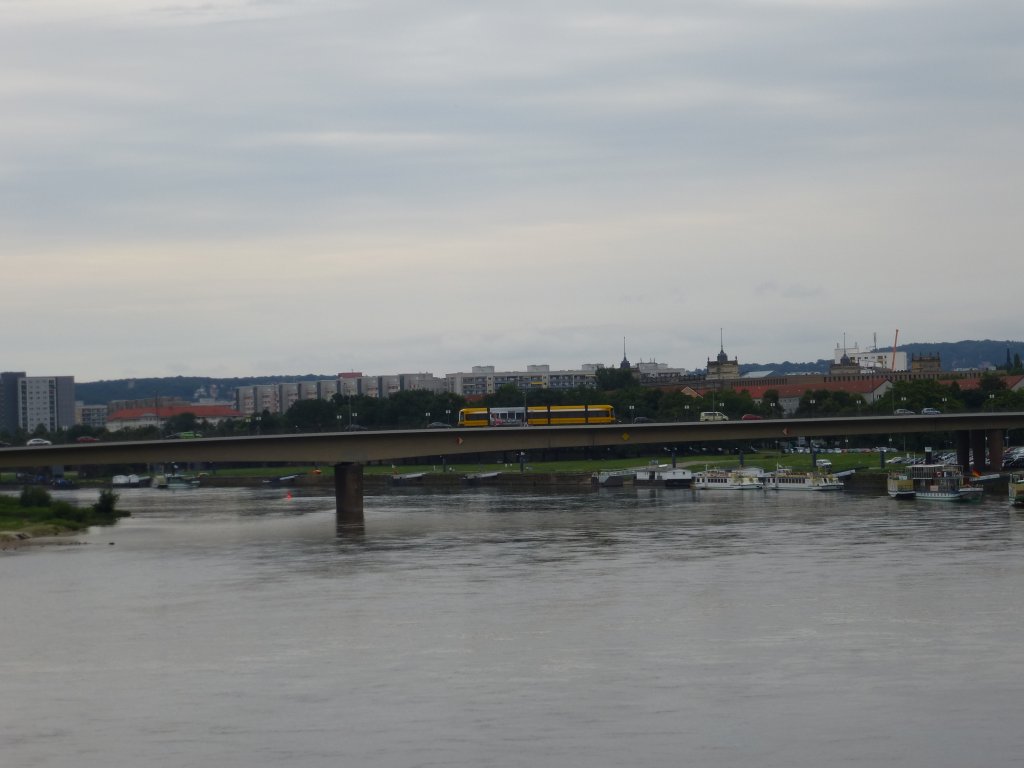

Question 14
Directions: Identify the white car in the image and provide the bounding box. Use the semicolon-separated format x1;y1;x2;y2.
27;438;52;446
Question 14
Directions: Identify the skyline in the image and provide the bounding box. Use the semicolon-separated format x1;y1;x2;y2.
4;1;1022;381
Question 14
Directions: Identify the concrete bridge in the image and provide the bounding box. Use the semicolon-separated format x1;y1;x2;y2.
3;412;1023;525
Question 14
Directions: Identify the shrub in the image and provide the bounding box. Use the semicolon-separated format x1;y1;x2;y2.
92;489;119;516
19;486;52;508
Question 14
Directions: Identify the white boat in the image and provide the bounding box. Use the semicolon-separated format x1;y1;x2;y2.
112;474;152;488
693;468;763;490
1010;473;1024;507
592;469;629;487
762;466;844;492
155;473;200;489
887;463;982;501
633;465;693;488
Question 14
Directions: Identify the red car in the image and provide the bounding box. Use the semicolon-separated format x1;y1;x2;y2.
740;414;764;421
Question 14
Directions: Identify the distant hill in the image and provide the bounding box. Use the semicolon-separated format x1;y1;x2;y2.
75;340;1024;404
76;374;331;405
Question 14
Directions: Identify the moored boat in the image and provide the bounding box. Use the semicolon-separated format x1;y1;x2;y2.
633;466;694;488
1010;473;1024;507
888;463;981;502
693;468;763;490
155;473;200;489
762;466;844;492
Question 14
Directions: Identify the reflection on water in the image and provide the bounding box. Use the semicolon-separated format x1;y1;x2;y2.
3;486;1024;767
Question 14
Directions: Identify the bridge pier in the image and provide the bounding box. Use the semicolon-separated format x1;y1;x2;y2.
334;462;365;532
956;431;971;473
970;430;987;473
988;429;1004;473
955;429;1005;473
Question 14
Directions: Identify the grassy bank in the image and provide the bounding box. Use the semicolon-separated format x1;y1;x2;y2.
0;487;126;538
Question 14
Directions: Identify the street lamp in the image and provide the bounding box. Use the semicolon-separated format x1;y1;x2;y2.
684;404;691;421
629;404;635;423
351;411;358;427
425;411;431;427
445;408;451;426
809;398;816;418
770;401;777;418
989;393;996;412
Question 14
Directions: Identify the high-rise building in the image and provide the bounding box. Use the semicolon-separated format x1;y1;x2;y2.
0;371;26;434
2;373;76;432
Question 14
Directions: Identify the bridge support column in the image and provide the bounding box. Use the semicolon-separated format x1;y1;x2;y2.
971;431;987;473
988;429;1005;473
956;431;971;473
334;462;364;531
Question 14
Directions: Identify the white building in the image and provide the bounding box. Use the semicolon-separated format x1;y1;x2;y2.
445;364;599;396
833;344;908;372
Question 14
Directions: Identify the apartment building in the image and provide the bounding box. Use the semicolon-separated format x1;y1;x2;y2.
0;371;75;432
445;365;599;397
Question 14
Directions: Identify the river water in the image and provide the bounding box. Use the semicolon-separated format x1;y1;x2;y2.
3;485;1024;767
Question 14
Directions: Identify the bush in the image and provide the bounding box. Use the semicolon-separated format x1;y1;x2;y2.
90;489;125;524
92;489;119;516
19;486;52;508
50;501;88;524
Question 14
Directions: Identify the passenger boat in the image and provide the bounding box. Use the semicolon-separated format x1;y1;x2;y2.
633;466;694;488
693;468;763;490
762;466;844;492
1009;473;1024;507
887;463;982;501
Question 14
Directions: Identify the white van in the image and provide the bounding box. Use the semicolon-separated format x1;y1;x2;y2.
699;411;729;422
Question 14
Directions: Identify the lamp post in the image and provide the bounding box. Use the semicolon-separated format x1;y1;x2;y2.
770;401;777;419
989;393;996;412
425;411;431;428
629;404;635;423
445;408;451;426
351;411;358;427
809;398;816;418
684;404;690;421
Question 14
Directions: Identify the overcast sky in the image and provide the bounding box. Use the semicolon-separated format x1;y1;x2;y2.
3;0;1021;382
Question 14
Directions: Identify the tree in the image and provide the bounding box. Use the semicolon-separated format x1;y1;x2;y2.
285;399;341;432
595;367;636;391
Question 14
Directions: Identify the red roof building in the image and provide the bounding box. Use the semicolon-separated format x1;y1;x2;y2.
105;404;242;432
